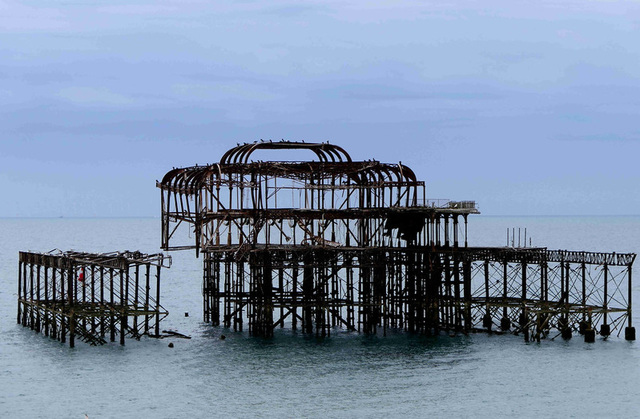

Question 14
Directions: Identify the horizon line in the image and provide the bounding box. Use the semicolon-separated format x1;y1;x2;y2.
1;214;639;220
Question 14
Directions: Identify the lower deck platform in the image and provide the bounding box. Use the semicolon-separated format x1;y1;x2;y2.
201;246;636;342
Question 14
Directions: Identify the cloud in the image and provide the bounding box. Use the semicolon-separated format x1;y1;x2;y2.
259;4;327;17
332;82;503;101
57;87;135;106
96;4;180;15
0;1;67;32
170;80;282;103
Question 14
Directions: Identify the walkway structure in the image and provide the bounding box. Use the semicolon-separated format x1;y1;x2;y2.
17;250;170;347
158;141;635;341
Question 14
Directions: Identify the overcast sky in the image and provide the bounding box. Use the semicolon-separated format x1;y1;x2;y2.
1;0;639;217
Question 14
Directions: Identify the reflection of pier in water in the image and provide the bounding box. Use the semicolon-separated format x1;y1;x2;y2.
158;141;636;342
17;250;170;347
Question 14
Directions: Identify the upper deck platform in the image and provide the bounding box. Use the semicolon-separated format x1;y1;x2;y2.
159;141;478;253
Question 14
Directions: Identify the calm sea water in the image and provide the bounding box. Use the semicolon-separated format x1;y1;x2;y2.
1;216;639;418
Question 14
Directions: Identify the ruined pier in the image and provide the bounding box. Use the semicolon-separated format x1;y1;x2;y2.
17;250;170;347
158;141;635;341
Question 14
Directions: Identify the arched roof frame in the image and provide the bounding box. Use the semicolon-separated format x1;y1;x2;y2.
220;141;352;164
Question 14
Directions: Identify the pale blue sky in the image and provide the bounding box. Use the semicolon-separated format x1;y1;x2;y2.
1;0;639;217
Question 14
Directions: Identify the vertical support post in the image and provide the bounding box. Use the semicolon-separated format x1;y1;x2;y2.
601;263;610;337
213;253;221;327
81;265;86;332
29;262;34;330
346;258;355;330
279;266;284;328
17;258;22;325
120;267;126;346
483;260;491;330
144;263;151;334
331;256;339;329
235;259;244;332
628;265;633;328
501;260;510;331
521;261;527;302
51;265;57;339
22;258;28;327
463;214;468;248
262;252;274;337
463;259;472;333
292;254;298;330
373;251;386;336
443;254;452;331
224;258;231;328
387;252;395;329
133;264;140;332
626;265;635;340
406;250;416;333
303;252;314;334
36;265;41;332
444;215;450;247
69;311;75;348
541;262;547;302
34;264;42;332
68;265;75;347
110;267;116;342
560;260;572;340
60;263;66;344
453;256;461;332
44;266;49;337
100;266;105;338
155;264;162;337
581;262;586;323
316;250;327;337
427;253;439;335
90;265;96;335
203;254;210;324
453;215;459;248
560;260;565;312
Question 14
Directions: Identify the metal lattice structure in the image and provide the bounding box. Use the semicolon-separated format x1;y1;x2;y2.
158;141;636;341
17;250;171;347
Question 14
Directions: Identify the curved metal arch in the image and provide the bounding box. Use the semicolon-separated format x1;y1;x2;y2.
161;167;187;185
161;144;419;194
220;141;353;164
351;163;396;185
175;170;192;193
339;162;420;191
323;143;352;162
376;165;400;183
220;143;248;165
397;163;417;182
190;167;215;192
237;142;330;164
178;168;202;194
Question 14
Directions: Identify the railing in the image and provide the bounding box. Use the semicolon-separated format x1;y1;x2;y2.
419;199;477;210
447;200;477;210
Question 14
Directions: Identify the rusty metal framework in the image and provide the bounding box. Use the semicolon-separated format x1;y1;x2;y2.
158;141;636;342
17;250;171;347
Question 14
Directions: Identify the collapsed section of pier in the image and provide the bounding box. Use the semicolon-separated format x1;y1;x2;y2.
17;250;171;347
158;141;636;341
